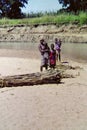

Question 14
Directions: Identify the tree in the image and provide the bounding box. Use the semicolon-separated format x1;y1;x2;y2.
0;0;28;18
80;0;87;11
58;0;87;13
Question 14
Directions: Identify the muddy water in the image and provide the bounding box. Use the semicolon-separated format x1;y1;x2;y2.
0;42;87;62
62;43;87;62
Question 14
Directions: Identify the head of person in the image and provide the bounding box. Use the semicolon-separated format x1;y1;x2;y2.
51;43;54;50
55;38;58;43
40;39;44;44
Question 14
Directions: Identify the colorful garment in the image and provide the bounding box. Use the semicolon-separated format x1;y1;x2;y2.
55;39;62;61
49;50;56;68
55;42;61;52
39;42;50;71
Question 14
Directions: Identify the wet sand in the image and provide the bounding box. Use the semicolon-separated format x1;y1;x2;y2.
0;49;87;130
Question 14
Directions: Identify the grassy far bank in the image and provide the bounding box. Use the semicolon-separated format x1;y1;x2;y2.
0;12;87;26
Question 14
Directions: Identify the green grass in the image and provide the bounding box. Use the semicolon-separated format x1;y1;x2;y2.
78;12;87;25
0;12;87;26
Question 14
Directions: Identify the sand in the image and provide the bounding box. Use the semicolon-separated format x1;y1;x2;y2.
0;49;87;130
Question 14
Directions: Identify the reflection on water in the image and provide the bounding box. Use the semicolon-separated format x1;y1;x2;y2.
0;42;87;62
0;42;37;50
62;43;87;62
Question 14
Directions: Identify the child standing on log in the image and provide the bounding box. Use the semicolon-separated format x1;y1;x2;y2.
49;43;56;68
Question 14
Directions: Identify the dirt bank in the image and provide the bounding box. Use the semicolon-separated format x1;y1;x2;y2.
0;24;87;43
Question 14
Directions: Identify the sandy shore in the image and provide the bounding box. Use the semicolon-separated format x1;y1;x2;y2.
0;49;87;130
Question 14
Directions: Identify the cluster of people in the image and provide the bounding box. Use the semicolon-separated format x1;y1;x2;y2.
38;38;62;72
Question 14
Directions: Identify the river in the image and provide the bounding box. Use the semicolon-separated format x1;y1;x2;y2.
0;42;87;62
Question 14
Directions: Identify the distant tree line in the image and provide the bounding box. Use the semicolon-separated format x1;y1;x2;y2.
0;0;87;19
25;11;60;18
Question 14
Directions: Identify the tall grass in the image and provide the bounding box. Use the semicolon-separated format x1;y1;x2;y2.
0;12;87;26
78;12;87;25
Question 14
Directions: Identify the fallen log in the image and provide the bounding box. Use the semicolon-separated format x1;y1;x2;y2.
0;63;77;88
0;69;61;87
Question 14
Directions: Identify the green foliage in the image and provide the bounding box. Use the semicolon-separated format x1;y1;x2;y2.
0;0;28;18
58;0;87;13
78;12;87;25
0;12;87;26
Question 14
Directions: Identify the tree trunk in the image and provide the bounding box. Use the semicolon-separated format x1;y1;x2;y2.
0;69;61;87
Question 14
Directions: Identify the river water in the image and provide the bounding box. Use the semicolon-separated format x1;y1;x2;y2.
0;42;87;62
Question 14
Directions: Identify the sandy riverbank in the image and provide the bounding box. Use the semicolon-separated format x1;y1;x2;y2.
0;24;87;43
0;49;87;130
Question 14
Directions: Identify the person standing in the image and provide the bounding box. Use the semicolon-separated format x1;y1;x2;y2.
49;43;56;69
54;38;62;62
38;39;50;72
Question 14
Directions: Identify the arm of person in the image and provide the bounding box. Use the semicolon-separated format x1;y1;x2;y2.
38;44;45;55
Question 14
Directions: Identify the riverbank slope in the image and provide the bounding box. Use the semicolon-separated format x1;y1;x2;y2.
0;24;87;43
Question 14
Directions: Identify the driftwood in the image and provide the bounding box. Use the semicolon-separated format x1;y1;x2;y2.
0;63;78;88
0;69;61;87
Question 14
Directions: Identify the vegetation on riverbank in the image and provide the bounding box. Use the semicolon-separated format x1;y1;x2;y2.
0;12;87;26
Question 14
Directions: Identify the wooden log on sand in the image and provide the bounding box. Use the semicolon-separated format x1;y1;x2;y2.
0;63;77;88
0;69;61;87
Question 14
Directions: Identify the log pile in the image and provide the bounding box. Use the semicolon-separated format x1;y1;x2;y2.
0;69;61;87
0;63;77;88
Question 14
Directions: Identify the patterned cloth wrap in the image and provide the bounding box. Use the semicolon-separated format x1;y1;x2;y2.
39;43;49;66
55;41;61;52
49;50;56;66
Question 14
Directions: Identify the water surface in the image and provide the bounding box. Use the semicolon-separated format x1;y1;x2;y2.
62;43;87;62
0;42;87;62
